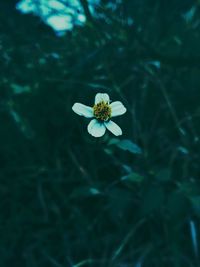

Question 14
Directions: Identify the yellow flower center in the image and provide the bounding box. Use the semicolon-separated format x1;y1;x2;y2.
93;101;111;121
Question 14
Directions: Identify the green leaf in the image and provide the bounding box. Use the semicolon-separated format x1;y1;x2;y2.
11;83;31;94
69;187;100;199
108;137;120;145
104;148;113;155
117;139;142;154
122;172;144;183
108;138;142;154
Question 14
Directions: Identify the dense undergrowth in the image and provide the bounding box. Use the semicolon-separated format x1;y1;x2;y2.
0;0;200;266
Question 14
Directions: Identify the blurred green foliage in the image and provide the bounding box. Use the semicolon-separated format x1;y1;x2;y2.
0;0;200;266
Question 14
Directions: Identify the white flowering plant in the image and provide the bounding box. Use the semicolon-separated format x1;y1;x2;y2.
72;93;127;137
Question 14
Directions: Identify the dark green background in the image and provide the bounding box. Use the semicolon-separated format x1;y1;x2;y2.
0;0;200;266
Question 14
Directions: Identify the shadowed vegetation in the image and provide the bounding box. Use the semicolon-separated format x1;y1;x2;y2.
0;0;200;266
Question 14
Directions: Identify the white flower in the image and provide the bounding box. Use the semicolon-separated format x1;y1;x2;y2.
72;93;127;137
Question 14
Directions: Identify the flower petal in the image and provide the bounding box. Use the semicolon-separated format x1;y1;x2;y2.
72;103;94;118
95;93;110;104
105;120;122;136
110;101;127;117
87;119;106;137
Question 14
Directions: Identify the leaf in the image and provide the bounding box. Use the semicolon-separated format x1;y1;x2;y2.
108;138;142;154
122;172;144;183
69;187;100;199
11;83;31;94
108;137;120;145
122;164;132;173
117;139;142;154
9;108;35;139
104;148;113;155
177;146;189;154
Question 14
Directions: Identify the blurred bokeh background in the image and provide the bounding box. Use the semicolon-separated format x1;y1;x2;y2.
0;0;200;266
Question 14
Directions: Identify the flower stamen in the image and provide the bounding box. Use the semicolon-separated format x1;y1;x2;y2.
93;101;111;121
